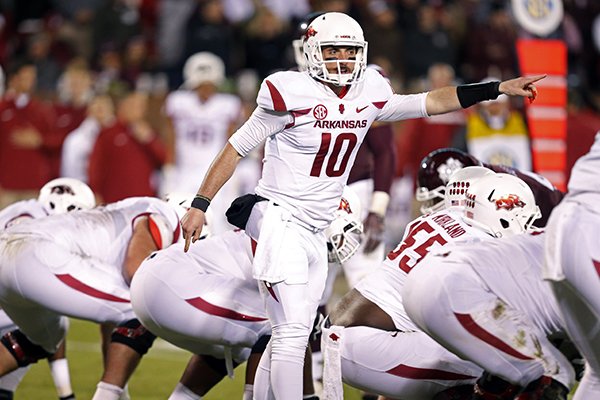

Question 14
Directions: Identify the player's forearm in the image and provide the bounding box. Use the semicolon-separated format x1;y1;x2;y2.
196;142;242;200
425;86;462;116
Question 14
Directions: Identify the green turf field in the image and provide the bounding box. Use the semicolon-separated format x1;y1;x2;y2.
14;319;364;399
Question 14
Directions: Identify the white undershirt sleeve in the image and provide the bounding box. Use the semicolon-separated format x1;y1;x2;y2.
376;92;429;122
228;106;293;157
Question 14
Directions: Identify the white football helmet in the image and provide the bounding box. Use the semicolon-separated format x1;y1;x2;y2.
38;178;95;214
303;12;368;86
165;192;212;240
326;186;364;264
444;166;495;209
462;173;542;238
183;52;225;89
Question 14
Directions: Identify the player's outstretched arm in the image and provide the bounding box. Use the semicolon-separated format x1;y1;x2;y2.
425;74;545;116
182;142;242;251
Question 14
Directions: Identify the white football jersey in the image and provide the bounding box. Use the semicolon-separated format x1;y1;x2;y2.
356;207;492;330
3;197;179;270
233;69;426;229
0;199;48;230
567;131;600;202
436;231;563;334
166;90;242;191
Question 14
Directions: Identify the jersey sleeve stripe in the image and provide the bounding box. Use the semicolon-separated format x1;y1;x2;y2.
265;80;287;112
372;101;388;109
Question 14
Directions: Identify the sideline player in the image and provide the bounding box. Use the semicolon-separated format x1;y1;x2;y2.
0;177;95;400
0;196;184;400
403;174;574;399
181;11;544;399
131;187;364;400
543;132;600;399
161;52;248;234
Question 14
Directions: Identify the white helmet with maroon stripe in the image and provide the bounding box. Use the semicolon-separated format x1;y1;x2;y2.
303;12;368;86
326;186;364;264
38;178;95;215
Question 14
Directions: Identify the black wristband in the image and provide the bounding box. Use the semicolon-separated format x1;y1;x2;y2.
456;81;501;109
191;195;211;212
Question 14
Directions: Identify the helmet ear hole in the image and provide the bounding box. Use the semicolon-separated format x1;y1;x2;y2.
500;219;509;229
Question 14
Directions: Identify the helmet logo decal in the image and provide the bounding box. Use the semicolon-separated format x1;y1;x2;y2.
313;104;328;120
50;185;75;195
437;157;464;184
495;194;526;210
305;27;317;40
339;197;352;214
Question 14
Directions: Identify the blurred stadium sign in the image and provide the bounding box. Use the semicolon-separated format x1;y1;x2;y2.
512;0;563;37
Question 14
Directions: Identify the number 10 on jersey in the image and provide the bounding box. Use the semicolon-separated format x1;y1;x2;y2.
310;132;358;177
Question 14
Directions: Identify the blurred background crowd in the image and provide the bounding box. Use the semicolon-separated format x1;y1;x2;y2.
0;0;599;247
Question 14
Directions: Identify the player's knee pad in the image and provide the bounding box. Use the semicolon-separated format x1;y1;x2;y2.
111;319;156;355
0;330;53;367
473;372;521;400
251;335;271;354
270;323;309;359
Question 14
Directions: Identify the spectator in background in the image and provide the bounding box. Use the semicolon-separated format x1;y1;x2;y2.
402;3;457;86
51;60;94;177
0;59;57;209
88;91;166;203
26;31;63;98
183;0;239;80
61;94;115;183
454;78;531;171
121;35;153;89
243;7;292;78
93;42;128;95
92;0;142;61
462;0;518;81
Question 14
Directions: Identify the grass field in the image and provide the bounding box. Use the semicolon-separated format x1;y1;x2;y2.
14;319;364;399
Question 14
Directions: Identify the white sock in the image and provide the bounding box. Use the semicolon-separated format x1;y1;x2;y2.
168;382;201;400
92;381;123;400
119;384;131;400
49;359;74;397
242;383;253;400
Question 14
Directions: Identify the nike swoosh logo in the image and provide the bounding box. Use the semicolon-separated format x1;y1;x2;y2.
356;105;368;113
593;259;600;277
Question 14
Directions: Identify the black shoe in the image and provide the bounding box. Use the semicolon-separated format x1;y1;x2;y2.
59;394;76;400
